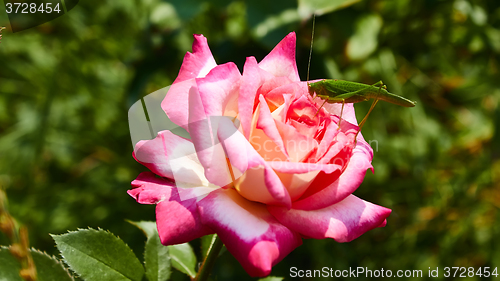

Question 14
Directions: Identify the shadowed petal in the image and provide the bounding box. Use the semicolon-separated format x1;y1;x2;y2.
163;34;217;130
239;56;264;138
156;189;215;245
196;62;241;118
268;195;391;242
128;172;175;204
188;87;232;188
256;95;289;160
291;147;373;210
161;79;196;131
133;131;210;186
218;117;292;207
128;172;215;245
197;189;302;277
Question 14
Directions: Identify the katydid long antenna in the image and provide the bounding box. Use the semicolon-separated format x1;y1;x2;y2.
307;13;316;83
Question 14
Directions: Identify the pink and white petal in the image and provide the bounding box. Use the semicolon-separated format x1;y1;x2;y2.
156;188;215;245
274;119;318;163
161;79;196;131
197;189;302;277
378;220;388;228
173;34;217;84
128;172;215;244
239;56;265;138
316;131;351;164
234;165;292;208
188;87;232;188
326;103;372;146
268;161;342;175
256;95;289;159
314;121;340;161
322;103;358;126
288;119;317;139
268;195;391;243
218;117;292;207
258;76;293;99
259;32;300;82
273;170;319;202
267;161;343;201
133;130;210;186
353;135;374;162
196;62;241;118
128;172;175;204
270;94;293;124
249;127;289;162
287;95;319;123
291;149;373;211
263;83;295;111
316;118;369;165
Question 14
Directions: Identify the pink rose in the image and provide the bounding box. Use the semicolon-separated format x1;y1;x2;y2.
128;32;391;277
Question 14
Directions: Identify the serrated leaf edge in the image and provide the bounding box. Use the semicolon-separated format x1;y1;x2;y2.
51;228;144;281
0;246;75;281
30;247;76;280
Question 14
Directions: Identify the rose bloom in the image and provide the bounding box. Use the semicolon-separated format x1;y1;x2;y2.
128;32;391;277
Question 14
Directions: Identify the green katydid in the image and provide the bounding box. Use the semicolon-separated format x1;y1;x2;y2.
305;15;416;138
307;79;416;135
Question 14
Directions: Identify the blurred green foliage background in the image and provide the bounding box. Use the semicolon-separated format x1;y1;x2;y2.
1;0;499;280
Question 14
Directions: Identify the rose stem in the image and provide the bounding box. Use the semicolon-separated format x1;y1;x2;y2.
194;156;235;281
194;234;224;281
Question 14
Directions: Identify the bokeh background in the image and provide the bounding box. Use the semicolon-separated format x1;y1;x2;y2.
1;0;499;280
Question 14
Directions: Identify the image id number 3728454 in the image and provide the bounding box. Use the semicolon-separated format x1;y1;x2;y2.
5;3;61;14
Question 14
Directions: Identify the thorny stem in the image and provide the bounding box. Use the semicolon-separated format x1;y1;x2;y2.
194;235;224;281
0;27;5;43
0;188;37;281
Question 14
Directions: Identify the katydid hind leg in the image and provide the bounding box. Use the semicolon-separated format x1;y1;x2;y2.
337;99;345;130
355;83;383;139
314;99;328;118
356;98;379;139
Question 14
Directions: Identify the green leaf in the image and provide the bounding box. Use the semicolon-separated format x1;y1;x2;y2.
346;14;383;61
258;277;284;281
127;220;158;238
129;220;195;278
0;247;23;281
168;243;196;278
200;234;215;257
252;9;301;39
0;247;74;281
52;228;145;281
200;234;226;258
298;0;361;19
144;230;171;281
31;249;75;281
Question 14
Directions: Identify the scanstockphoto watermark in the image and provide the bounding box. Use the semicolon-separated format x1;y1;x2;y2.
290;267;424;278
248;135;379;155
2;0;79;32
290;266;500;278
